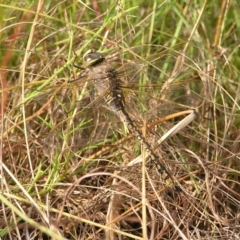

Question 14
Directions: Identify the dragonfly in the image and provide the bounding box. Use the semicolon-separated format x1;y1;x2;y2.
21;45;203;190
68;48;202;191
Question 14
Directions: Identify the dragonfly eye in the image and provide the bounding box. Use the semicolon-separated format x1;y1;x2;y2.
83;51;105;67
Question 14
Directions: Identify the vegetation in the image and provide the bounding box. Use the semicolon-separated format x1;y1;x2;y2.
0;0;240;239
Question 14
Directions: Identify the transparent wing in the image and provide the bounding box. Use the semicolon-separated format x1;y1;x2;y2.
16;45;204;162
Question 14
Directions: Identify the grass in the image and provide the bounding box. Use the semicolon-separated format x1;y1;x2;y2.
1;0;240;239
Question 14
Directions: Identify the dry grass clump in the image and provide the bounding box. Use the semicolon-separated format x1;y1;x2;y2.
0;1;239;239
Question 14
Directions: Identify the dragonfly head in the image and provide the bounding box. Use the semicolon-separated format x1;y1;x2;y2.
83;50;105;68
